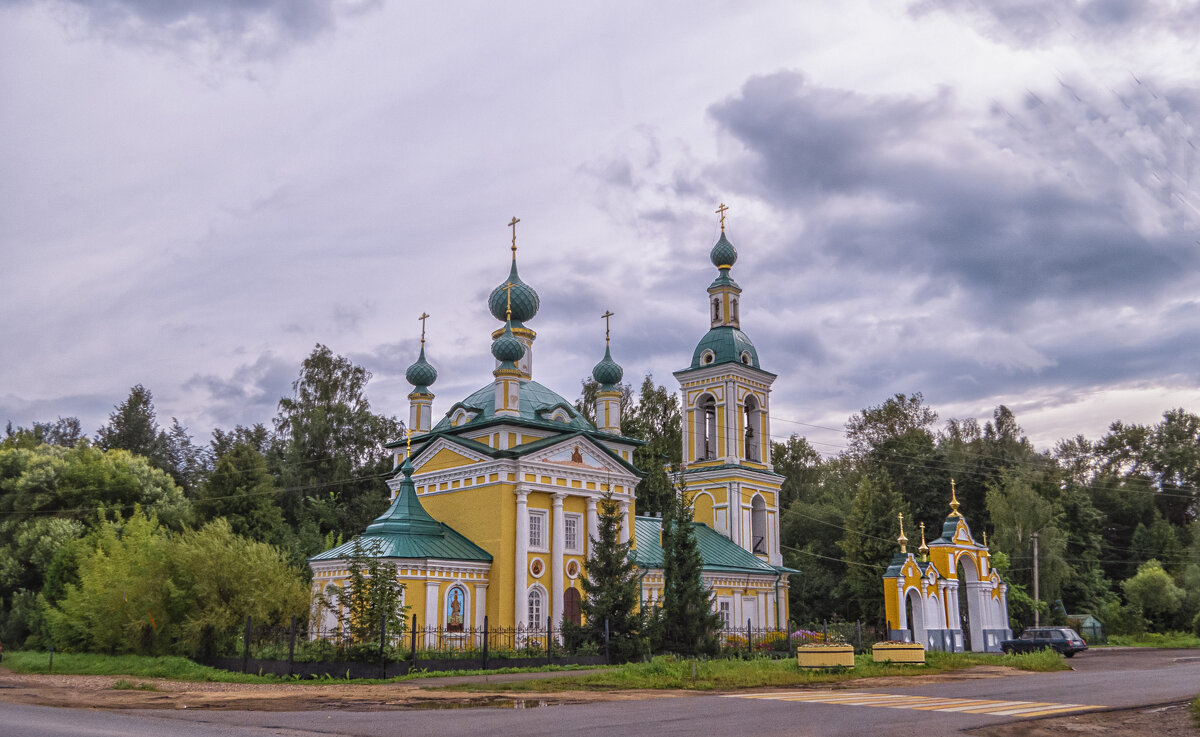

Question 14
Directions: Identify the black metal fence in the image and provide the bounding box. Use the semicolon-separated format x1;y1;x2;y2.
192;615;883;679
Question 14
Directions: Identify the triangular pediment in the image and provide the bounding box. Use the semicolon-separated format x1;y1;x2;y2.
412;438;489;474
952;518;975;545
523;437;634;478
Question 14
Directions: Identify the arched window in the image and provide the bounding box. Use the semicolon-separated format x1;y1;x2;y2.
699;394;717;460
527;587;544;629
712;297;721;323
445;585;467;632
750;494;767;554
323;584;341;637
744;395;760;462
730;297;739;323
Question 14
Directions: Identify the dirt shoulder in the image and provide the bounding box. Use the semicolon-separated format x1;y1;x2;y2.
968;701;1197;737
0;664;1031;712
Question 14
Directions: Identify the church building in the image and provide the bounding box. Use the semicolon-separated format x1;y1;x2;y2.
309;210;795;637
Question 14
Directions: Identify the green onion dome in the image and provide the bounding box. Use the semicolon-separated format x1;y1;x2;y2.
491;321;527;364
404;346;438;390
710;233;738;269
591;345;623;388
488;258;540;323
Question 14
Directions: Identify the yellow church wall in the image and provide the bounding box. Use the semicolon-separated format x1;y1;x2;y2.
420;447;481;473
693;492;715;527
418;482;516;626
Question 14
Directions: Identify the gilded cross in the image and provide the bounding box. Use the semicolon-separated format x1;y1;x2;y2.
418;312;430;346
508;216;520;256
405;428;413;459
715;203;729;232
601;310;614;344
503;280;514;321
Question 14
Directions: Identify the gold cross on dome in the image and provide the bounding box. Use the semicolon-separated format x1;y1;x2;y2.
715;203;729;232
418;312;430;346
601;310;614;344
405;428;413;459
508;216;520;256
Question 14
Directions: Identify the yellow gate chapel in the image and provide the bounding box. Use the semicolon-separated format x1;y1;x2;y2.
309;212;795;635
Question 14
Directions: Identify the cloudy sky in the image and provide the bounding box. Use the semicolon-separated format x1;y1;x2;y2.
3;0;1199;455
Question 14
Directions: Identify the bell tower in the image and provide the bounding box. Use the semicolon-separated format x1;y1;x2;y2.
674;205;783;566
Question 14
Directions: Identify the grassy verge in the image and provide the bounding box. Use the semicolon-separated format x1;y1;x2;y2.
1106;633;1200;648
0;651;604;685
461;649;1068;692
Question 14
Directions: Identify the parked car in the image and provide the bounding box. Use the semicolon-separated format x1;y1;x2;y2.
1000;627;1088;657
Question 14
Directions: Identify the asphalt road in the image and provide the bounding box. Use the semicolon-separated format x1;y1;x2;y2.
2;648;1196;737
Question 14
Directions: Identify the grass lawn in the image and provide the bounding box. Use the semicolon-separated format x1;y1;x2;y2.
1106;633;1200;648
459;649;1068;692
0;650;604;685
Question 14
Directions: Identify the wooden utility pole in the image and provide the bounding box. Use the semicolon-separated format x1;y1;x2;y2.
1032;532;1040;628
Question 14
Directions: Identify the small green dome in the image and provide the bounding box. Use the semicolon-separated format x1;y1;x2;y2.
405;346;438;389
491;322;526;363
710;233;738;269
488;258;540;323
591;345;623;388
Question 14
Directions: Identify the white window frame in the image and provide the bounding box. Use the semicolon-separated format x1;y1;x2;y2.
718;598;732;628
528;509;549;551
527;586;546;629
564;513;583;554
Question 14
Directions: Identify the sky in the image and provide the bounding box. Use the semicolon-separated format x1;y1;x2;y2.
2;0;1199;457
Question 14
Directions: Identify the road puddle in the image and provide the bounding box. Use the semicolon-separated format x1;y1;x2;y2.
401;696;559;710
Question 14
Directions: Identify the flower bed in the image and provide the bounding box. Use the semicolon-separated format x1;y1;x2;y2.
796;644;855;669
871;641;925;665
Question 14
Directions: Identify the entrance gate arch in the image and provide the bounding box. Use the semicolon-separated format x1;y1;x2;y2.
883;482;1011;652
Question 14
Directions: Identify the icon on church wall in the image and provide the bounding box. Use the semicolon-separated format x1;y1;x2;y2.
566;560;580;579
530;558;544;577
446;586;465;632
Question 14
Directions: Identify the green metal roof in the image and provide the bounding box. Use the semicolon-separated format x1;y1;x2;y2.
632;516;784;575
684;326;769;372
430;379;596;433
309;459;492;563
390;428;643;479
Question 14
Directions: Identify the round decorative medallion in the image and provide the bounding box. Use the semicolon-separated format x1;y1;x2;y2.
529;558;545;578
566;560;580;579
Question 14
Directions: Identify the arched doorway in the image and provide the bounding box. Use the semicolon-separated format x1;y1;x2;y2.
957;555;983;652
564;587;582;626
905;588;925;645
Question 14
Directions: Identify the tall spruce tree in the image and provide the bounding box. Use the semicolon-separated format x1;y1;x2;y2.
578;491;644;662
659;472;722;655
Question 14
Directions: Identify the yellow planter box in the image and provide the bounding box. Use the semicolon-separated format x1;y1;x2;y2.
871;643;926;664
796;645;855;669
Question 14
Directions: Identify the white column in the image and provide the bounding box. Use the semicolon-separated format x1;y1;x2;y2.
728;483;740;546
619;500;630;544
551;493;566;632
586;498;599;553
424;580;440;648
758;591;769;628
514;490;529;628
723;380;736;462
474;584;488;647
896;580;907;632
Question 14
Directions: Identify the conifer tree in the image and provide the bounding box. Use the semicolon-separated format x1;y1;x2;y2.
578;491;644;662
322;539;408;650
659;471;722;655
